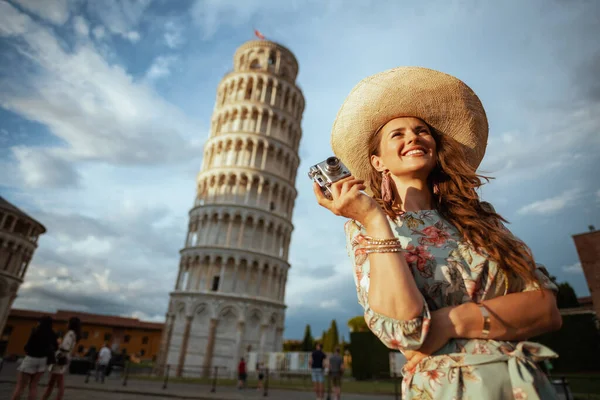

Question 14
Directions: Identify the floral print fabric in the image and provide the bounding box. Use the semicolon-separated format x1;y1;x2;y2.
345;210;559;399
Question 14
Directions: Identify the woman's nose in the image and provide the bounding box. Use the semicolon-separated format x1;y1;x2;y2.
404;130;419;144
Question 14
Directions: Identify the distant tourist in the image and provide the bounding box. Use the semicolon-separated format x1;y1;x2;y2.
95;342;112;383
237;357;247;389
42;317;81;400
256;361;265;391
329;347;344;400
309;343;327;400
11;316;57;400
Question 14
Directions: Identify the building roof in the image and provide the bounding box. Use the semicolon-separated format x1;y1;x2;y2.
578;296;593;306
9;308;164;331
0;196;46;232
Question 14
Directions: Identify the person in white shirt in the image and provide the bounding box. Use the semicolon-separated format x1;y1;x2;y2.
95;343;112;383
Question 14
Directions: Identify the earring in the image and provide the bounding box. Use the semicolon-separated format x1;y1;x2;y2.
433;182;440;195
381;170;393;203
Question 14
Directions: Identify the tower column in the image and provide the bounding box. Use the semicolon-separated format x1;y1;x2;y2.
176;315;193;377
202;318;219;377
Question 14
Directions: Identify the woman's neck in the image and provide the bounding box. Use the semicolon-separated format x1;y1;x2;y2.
391;177;433;212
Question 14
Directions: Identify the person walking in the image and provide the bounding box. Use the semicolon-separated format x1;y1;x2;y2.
42;317;81;400
315;66;562;399
237;357;247;389
328;347;344;400
309;343;327;400
10;316;57;400
95;342;111;383
256;362;265;392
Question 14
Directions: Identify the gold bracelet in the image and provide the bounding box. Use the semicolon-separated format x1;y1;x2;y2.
363;236;401;246
478;305;491;338
364;246;404;255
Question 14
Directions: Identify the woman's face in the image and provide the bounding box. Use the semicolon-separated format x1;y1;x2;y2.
370;117;437;180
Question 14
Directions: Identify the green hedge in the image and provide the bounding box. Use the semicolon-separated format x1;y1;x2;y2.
349;331;393;380
531;313;600;373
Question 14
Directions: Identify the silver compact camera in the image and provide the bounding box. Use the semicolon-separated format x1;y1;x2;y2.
308;156;351;200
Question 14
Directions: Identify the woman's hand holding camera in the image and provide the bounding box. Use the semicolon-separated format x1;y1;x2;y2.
313;176;384;227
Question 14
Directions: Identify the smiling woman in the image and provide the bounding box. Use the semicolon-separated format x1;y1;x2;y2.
314;67;562;399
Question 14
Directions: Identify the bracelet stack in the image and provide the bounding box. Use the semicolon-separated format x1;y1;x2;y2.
362;236;404;255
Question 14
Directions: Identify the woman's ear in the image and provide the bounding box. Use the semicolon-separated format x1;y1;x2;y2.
370;154;386;173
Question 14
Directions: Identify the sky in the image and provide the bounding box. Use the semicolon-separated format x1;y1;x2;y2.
0;0;599;341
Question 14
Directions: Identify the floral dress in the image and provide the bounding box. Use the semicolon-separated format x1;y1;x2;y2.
345;210;559;400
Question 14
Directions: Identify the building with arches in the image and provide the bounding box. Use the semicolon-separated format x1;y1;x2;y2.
0;197;46;353
156;40;304;377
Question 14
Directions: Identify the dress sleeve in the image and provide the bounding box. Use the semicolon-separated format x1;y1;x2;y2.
522;263;558;293
345;219;431;351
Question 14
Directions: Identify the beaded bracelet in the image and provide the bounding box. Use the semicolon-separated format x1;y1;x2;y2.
364;245;404;255
363;236;401;246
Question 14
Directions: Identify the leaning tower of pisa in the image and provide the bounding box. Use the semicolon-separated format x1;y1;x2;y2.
156;40;304;377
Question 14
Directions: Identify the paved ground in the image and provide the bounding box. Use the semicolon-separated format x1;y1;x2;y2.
0;362;397;400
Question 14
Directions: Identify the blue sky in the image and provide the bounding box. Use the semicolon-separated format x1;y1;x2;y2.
0;0;598;341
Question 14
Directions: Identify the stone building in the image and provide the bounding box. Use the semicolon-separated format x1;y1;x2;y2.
572;226;600;318
0;197;45;342
156;40;304;377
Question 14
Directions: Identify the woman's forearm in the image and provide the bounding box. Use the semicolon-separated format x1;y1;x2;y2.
362;212;424;321
449;289;562;341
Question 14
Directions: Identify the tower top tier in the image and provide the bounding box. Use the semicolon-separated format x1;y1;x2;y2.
233;40;299;82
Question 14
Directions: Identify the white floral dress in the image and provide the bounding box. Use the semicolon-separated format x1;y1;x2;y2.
345;210;559;399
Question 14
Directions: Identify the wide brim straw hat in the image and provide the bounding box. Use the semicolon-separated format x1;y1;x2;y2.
330;66;488;183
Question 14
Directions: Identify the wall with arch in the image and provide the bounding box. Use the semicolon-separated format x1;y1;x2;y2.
166;296;285;376
174;250;289;302
201;135;299;182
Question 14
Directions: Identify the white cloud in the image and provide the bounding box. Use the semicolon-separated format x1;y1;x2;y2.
12;146;80;188
0;1;31;35
0;4;202;187
190;0;303;39
73;15;89;37
125;30;140;42
480;102;600;181
13;0;70;25
517;189;581;216
164;20;184;49
562;262;583;274
86;0;150;42
92;25;106;40
146;55;178;80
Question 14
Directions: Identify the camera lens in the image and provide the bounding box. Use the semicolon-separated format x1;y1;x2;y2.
325;157;341;173
326;157;339;167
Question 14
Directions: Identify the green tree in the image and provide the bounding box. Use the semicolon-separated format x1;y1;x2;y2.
321;330;328;349
328;319;340;351
348;316;368;332
556;282;579;309
301;324;314;351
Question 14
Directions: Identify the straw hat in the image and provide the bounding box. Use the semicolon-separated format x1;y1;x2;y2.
330;66;488;182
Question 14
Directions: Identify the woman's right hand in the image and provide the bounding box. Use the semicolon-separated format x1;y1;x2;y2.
312;176;384;225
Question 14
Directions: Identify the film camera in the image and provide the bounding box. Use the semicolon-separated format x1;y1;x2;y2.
308;156;352;200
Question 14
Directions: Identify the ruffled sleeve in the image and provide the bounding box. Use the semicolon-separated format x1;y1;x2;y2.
522;263;558;293
345;219;431;351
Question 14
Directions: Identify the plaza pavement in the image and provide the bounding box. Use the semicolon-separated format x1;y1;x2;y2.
0;362;397;400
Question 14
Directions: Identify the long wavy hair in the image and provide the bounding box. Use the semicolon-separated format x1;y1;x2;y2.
367;125;539;290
